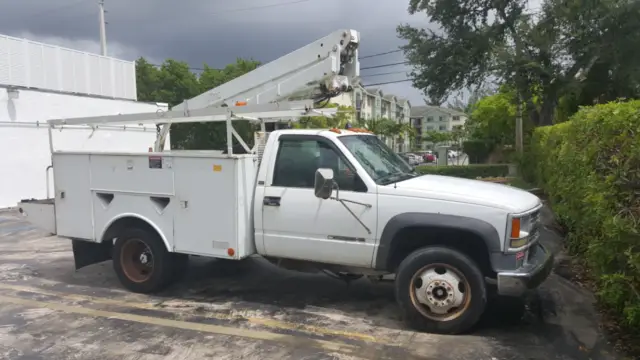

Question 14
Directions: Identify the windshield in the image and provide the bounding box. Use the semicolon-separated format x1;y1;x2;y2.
338;135;417;185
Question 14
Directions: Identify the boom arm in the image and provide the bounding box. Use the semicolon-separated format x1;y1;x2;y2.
45;29;361;154
155;29;359;151
172;29;360;111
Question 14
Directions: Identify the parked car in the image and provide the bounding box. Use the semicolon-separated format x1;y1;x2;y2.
424;151;437;163
412;151;433;163
399;152;421;166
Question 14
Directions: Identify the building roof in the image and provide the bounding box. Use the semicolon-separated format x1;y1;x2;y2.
383;94;396;101
410;105;467;118
364;87;383;95
396;97;411;107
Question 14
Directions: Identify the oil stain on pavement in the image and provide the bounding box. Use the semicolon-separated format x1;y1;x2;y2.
0;208;624;360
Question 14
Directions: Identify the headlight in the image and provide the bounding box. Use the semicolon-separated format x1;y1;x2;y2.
508;210;540;250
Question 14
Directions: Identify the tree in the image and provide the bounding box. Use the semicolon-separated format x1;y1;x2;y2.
135;58;161;102
177;59;261;150
466;92;517;147
383;121;416;151
422;130;452;148
397;0;640;126
446;86;495;114
296;104;354;129
135;57;261;150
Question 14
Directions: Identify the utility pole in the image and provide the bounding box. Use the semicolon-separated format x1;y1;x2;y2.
515;90;523;154
98;0;107;56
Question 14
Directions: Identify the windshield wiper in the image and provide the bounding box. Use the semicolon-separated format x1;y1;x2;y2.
377;172;418;185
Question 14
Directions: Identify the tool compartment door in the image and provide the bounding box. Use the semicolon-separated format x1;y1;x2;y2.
172;156;239;258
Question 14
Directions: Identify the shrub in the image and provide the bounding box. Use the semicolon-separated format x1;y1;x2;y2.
462;140;493;164
526;100;640;326
415;164;510;178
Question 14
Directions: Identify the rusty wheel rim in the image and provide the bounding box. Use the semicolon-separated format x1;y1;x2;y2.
409;263;472;322
120;239;154;283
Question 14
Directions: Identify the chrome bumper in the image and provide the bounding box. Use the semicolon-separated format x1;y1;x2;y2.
496;243;554;297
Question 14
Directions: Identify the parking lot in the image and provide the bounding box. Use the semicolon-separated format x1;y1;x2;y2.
0;208;620;360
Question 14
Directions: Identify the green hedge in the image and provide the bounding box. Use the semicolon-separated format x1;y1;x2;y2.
415;164;510;178
521;100;640;327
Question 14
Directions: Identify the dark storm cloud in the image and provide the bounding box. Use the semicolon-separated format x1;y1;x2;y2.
0;0;432;102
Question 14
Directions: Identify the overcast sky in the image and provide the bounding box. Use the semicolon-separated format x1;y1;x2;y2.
0;0;437;104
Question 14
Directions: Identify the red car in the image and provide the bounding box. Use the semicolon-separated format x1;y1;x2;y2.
424;153;436;162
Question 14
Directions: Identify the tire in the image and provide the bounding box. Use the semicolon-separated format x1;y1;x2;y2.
112;227;176;294
395;246;487;334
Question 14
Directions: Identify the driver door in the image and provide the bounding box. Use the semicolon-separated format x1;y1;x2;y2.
261;135;377;267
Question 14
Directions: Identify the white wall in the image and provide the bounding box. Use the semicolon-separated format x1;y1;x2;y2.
0;33;137;100
0;87;169;208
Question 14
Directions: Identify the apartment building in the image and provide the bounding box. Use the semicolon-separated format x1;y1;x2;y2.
330;85;412;151
410;105;468;148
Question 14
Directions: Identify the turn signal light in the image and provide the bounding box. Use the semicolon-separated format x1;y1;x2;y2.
510;218;521;239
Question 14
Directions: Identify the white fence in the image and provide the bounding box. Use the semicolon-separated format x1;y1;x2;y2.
0;33;137;100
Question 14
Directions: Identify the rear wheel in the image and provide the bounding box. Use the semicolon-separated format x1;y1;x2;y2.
112;227;177;293
395;246;487;334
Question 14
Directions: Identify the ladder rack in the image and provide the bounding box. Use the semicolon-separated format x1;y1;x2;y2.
46;100;337;155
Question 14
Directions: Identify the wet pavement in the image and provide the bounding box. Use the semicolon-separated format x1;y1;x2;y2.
0;207;622;360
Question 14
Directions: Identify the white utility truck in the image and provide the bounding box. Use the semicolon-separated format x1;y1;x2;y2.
17;29;553;335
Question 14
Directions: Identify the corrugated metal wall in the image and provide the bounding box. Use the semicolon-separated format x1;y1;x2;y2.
0;33;137;100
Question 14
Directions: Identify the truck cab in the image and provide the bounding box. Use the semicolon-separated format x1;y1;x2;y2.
252;127;553;334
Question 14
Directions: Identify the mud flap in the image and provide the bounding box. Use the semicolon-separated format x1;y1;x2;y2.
72;239;113;270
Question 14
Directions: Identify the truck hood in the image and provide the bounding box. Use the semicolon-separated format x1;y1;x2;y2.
382;174;541;213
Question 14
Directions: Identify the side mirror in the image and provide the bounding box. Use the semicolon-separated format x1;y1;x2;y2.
314;168;334;199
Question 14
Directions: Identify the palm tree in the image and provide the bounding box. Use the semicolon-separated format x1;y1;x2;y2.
355;118;415;152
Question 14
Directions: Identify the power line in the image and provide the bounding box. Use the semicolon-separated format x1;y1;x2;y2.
360;61;409;70
360;70;408;78
206;0;315;15
27;0;92;19
148;63;209;71
363;79;413;86
359;49;402;59
148;57;410;73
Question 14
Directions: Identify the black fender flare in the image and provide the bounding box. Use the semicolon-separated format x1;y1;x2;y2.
374;212;502;271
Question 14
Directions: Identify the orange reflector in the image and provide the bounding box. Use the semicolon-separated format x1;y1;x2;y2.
510;218;521;238
227;248;235;257
235;101;247;106
329;128;342;134
349;127;372;134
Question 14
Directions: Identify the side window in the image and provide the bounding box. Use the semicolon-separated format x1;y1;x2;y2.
272;138;366;192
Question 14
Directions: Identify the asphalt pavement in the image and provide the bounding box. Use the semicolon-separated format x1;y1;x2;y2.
0;207;621;360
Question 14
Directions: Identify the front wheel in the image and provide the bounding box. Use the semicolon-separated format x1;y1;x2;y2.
395;246;487;334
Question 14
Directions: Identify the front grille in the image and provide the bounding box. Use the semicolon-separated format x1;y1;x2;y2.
526;210;541;260
528;242;538;261
530;210;541;226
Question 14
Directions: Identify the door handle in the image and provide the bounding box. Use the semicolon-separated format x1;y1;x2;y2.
263;196;281;206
